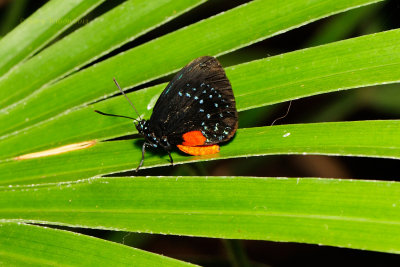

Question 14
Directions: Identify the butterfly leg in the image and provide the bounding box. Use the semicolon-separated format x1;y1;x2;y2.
160;144;174;166
167;150;174;166
136;142;148;172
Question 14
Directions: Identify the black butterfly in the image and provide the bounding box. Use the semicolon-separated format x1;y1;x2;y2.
95;56;238;170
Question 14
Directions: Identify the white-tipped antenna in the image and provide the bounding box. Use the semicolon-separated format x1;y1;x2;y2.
113;77;142;120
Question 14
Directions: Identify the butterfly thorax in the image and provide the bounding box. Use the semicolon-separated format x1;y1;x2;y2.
136;120;171;150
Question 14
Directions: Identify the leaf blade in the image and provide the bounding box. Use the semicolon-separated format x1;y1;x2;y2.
1;177;400;254
0;0;106;76
0;223;195;266
0;120;399;185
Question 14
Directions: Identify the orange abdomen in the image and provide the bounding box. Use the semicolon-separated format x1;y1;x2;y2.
177;144;220;155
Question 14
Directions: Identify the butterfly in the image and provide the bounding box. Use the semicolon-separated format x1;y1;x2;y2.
95;56;238;171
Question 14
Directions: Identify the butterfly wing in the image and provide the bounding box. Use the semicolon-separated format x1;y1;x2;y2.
149;56;238;145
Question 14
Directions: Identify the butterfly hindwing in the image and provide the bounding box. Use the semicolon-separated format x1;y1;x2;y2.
149;56;238;146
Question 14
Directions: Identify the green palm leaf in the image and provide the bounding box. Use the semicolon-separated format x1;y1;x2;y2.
0;0;399;264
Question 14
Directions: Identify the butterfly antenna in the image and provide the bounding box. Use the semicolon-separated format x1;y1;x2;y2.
271;101;292;126
94;110;137;121
113;77;142;120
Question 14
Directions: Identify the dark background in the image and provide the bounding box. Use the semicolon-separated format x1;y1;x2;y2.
1;0;400;266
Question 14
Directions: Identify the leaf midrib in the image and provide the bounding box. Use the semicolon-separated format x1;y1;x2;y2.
1;209;398;226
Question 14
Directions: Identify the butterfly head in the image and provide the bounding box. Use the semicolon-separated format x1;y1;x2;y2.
135;119;148;135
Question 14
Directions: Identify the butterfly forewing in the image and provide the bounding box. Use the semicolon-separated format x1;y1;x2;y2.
149;56;238;145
